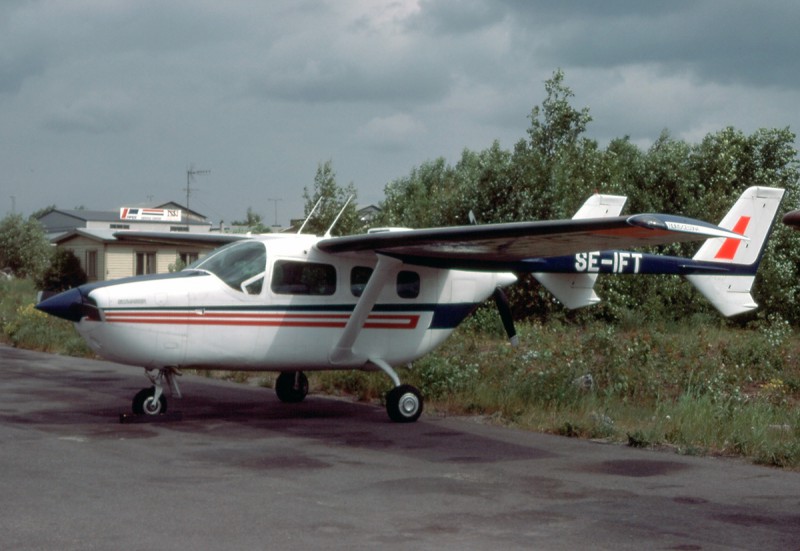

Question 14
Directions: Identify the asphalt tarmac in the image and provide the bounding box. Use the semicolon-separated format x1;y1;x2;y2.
1;344;798;550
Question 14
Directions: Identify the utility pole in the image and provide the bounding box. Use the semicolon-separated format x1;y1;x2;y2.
185;166;210;209
268;197;282;226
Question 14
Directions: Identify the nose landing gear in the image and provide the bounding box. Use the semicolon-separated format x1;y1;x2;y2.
131;367;182;416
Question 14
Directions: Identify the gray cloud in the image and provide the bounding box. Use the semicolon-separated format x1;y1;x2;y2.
1;1;798;225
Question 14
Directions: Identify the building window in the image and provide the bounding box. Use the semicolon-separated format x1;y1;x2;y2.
85;250;98;281
179;252;199;266
135;252;156;275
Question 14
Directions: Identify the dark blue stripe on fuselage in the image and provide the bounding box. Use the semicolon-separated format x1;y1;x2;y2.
523;251;759;276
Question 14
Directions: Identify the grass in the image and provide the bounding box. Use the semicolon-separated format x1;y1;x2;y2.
3;279;799;469
0;279;92;356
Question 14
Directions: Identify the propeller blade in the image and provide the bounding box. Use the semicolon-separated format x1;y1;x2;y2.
492;288;519;347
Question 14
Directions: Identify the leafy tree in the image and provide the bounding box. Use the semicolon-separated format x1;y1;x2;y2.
524;68;599;220
231;207;271;233
36;248;87;291
0;214;51;280
30;205;57;220
301;160;360;236
528;69;592;160
380;157;463;228
375;69;800;326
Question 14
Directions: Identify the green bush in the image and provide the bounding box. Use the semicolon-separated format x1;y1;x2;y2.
36;248;87;292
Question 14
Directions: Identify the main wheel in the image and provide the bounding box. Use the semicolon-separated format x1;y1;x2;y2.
132;386;167;416
386;384;423;423
275;371;309;403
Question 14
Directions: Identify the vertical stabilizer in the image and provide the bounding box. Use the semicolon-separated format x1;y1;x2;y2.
686;186;784;316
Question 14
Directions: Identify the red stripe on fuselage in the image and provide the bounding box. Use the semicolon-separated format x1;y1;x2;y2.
714;216;750;260
103;310;420;329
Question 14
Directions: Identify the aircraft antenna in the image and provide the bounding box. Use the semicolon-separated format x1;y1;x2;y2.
185;165;210;209
324;195;354;238
297;197;323;234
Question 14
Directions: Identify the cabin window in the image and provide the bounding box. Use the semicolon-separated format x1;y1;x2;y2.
272;261;336;296
397;271;420;299
350;266;373;297
135;252;156;275
191;241;267;294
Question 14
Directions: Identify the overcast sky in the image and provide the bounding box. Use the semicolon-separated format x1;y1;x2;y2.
2;0;798;226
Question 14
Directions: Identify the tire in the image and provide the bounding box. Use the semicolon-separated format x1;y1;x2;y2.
275;371;309;403
386;384;423;423
132;386;167;415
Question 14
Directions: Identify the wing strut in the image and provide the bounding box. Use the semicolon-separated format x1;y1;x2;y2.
329;255;401;366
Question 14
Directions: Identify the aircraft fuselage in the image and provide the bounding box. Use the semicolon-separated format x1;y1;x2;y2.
62;235;513;373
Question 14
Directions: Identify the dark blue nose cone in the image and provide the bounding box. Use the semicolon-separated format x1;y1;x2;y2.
35;288;87;322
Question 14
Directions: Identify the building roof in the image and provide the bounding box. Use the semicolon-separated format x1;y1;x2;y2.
52;228;243;247
51;228;119;244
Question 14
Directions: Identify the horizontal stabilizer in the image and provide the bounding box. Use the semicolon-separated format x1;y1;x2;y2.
534;273;601;309
572;194;627;219
685;274;757;317
533;194;625;308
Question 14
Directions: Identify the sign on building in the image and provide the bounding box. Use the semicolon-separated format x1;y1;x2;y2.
120;208;182;222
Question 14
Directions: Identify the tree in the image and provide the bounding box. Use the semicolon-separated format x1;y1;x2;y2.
301;160;360;236
374;69;800;326
36;248;87;291
527;68;593;159
231;207;271;233
0;214;51;280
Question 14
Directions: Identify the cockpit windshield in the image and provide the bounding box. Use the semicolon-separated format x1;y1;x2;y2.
188;241;267;295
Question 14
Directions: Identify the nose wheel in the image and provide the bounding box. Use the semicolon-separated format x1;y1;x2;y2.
131;367;181;416
132;386;167;415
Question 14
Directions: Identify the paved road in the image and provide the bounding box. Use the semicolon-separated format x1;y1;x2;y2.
1;344;798;550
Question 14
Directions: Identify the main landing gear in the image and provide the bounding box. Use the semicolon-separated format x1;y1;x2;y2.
275;371;309;403
385;384;423;423
371;359;423;423
274;368;423;423
131;367;182;416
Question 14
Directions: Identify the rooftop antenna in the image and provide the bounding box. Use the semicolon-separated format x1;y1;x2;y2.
324;195;354;238
297;197;323;234
268;197;282;226
185;165;210;209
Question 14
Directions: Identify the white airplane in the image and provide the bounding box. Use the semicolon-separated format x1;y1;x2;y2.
529;186;785;316
37;201;748;423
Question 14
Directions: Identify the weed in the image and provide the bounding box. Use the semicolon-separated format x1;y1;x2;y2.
3;278;799;469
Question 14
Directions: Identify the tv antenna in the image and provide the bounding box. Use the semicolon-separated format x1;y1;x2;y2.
185;165;210;209
268;197;282;226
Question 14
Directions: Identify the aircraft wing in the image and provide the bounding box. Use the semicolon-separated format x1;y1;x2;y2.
317;214;746;271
